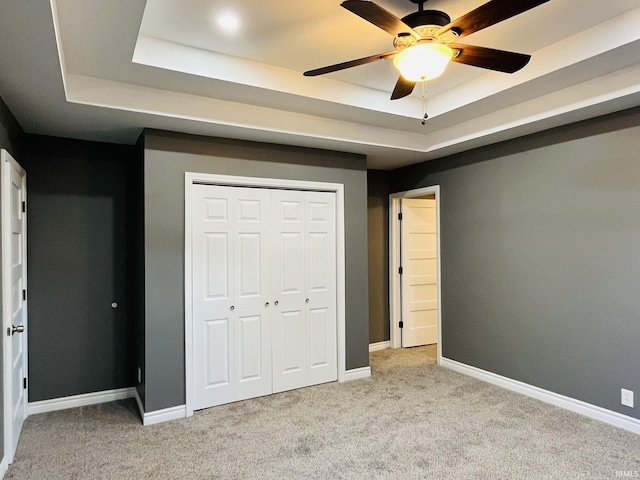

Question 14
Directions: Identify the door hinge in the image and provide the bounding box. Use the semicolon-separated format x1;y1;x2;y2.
398;212;402;221
22;201;26;213
23;289;26;301
399;321;404;329
398;266;403;275
23;378;27;389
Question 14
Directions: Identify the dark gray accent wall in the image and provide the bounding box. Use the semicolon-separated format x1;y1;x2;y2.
0;98;22;159
367;170;390;343
143;130;369;412
0;97;23;460
23;135;138;401
391;107;640;419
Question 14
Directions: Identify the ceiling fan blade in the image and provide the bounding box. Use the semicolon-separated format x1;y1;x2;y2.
304;51;397;77
450;44;530;73
437;0;550;38
341;1;420;39
390;76;416;100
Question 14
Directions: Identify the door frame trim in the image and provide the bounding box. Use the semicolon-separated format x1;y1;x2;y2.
184;172;346;417
1;149;28;464
389;185;442;363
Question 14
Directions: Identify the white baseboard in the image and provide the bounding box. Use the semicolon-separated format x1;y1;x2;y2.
133;388;144;422
142;405;187;426
343;366;371;381
441;357;640;435
0;456;8;479
133;388;185;426
27;387;135;416
369;341;390;352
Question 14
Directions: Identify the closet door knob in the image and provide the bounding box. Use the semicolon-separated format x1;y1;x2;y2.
306;298;309;304
230;306;235;311
274;301;279;306
265;302;269;307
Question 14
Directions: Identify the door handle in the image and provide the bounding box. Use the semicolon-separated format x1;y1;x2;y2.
265;302;269;307
11;325;24;335
230;306;235;311
306;298;310;304
274;301;279;306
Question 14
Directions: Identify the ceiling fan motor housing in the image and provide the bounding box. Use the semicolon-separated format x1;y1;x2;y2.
394;10;454;50
402;10;451;29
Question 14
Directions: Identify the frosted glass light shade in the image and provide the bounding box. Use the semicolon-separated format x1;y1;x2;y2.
393;43;454;82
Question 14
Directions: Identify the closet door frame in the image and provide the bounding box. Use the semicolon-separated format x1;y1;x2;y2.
184;172;346;417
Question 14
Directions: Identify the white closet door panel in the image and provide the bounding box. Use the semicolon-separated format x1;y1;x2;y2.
309;307;330;367
235;313;269;401
205;318;230;386
281;233;303;293
201;316;234;406
281;311;303;369
192;185;236;409
271;190;307;393
205;234;229;298
193;185;272;409
233;188;272;401
305;192;337;386
237;233;262;297
272;309;305;393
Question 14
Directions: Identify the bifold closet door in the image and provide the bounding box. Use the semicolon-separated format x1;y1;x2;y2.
271;190;337;393
192;185;272;410
192;184;337;410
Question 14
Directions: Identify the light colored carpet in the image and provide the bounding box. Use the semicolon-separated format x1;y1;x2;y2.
6;346;640;479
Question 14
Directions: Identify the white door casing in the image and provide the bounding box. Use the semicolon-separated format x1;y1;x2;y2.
189;177;340;412
389;186;442;362
186;173;346;417
2;149;27;463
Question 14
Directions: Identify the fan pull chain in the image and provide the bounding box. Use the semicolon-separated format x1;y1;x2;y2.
421;81;429;125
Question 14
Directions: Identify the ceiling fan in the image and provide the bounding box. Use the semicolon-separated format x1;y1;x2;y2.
304;0;550;100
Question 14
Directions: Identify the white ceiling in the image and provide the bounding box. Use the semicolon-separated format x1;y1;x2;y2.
1;0;640;169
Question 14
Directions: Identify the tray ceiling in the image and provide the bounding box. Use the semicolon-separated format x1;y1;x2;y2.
1;0;639;168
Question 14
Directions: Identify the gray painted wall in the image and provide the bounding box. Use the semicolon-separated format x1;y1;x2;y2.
391;107;640;419
0;97;23;461
23;135;137;401
367;170;390;344
143;130;369;412
131;135;146;410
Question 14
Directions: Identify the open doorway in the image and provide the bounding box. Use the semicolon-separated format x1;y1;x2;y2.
389;186;441;364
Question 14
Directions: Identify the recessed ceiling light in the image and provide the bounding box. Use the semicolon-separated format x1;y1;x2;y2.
217;14;239;32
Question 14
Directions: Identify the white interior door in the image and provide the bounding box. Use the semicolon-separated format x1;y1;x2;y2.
2;150;27;462
271;190;307;393
192;185;271;409
305;191;337;386
401;198;438;347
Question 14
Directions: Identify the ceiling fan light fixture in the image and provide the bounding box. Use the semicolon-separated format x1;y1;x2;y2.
393;43;454;82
